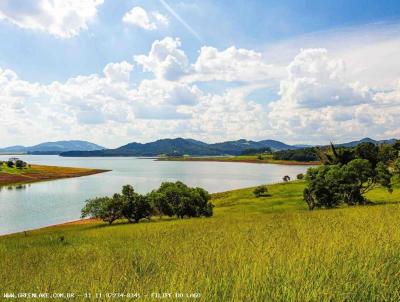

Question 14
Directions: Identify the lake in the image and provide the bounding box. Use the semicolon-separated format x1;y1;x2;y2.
0;155;309;235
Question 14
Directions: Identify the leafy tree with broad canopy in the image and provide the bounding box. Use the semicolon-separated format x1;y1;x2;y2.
81;196;123;224
121;185;152;223
81;182;214;224
304;142;398;210
149;181;213;218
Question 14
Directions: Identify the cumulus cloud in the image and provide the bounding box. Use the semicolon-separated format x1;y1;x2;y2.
268;48;400;143
123;6;168;31
134;37;189;80
0;0;103;38
190;46;281;82
277;48;371;109
374;80;400;105
134;38;283;84
0;59;208;145
103;61;134;84
1;37;400;147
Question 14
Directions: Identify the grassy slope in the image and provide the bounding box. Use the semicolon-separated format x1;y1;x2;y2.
1;182;400;301
0;163;108;186
157;154;320;165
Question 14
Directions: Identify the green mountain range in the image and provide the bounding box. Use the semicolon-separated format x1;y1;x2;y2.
60;138;295;157
0;140;105;155
59;137;397;157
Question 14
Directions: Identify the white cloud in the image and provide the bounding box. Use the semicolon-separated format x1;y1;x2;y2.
268;48;400;143
152;11;169;26
1;33;400;147
123;6;168;31
103;61;134;84
134;38;283;84
262;22;400;90
136;79;201;106
277;48;371;109
134;37;189;80
374;80;400;105
190;46;282;82
0;0;103;38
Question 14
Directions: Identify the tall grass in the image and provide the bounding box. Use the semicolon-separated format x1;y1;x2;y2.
1;182;400;301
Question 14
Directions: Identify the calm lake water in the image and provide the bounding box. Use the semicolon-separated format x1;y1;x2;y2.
0;155;309;235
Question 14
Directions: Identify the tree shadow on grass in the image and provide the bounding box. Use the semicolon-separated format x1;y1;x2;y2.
363;201;400;207
255;194;272;198
77;215;195;232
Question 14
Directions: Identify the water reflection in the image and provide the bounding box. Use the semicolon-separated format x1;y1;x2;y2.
0;184;29;191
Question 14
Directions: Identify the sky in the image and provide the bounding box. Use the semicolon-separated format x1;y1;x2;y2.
1;0;400;148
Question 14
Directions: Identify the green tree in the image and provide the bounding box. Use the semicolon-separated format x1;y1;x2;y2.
393;140;400;152
154;181;214;218
192;187;214;217
304;165;343;209
378;144;398;164
81;196;123;224
304;157;394;209
147;191;174;218
355;142;379;167
121;185;152;223
340;159;374;205
315;143;354;165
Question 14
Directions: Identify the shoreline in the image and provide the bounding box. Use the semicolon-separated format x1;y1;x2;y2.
0;218;100;238
0;157;309;237
0;181;295;237
0;164;110;187
156;157;319;166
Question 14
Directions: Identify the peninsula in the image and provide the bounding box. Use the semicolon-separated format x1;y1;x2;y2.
0;158;108;186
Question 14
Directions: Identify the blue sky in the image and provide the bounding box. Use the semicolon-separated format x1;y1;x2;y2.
2;0;400;83
1;0;400;147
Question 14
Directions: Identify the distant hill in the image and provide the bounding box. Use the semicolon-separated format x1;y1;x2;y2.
6;137;397;157
258;139;297;151
60;138;299;157
337;137;398;148
0;140;105;155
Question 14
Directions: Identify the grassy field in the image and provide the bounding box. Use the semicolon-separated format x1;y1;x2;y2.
157;154;319;165
0;162;108;186
1;181;400;301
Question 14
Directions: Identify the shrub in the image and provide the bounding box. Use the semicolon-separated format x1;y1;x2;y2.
253;185;268;198
283;175;291;182
15;160;26;169
296;173;304;180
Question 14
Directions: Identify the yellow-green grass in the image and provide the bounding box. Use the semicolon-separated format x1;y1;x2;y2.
0;163;108;186
157;154;319;166
1;182;400;301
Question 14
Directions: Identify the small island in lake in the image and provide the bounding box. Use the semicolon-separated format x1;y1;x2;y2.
0;158;109;186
